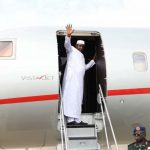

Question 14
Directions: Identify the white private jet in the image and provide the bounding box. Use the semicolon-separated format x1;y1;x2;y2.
0;26;150;150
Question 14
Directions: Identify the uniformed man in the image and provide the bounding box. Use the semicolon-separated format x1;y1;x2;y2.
128;125;150;150
62;24;96;125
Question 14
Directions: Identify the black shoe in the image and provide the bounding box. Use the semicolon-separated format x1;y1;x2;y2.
77;121;88;125
67;121;76;125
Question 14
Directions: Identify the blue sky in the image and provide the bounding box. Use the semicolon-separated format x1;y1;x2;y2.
0;0;150;30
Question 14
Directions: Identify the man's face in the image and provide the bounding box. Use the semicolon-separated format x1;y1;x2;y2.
76;44;85;52
133;130;146;142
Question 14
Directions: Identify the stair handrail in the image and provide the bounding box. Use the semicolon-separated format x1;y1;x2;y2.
99;89;110;149
59;86;68;150
98;84;119;150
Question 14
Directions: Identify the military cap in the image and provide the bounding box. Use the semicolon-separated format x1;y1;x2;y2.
133;125;146;134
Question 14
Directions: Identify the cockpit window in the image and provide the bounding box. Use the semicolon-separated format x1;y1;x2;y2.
0;40;15;59
133;52;148;72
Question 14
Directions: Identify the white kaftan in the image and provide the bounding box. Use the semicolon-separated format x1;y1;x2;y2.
62;36;95;119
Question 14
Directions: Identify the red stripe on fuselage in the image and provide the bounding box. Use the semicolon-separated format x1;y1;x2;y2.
0;94;59;105
0;88;150;105
108;88;150;96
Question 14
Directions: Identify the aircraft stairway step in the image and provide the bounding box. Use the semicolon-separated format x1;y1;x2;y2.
67;124;95;138
68;136;99;149
56;143;100;150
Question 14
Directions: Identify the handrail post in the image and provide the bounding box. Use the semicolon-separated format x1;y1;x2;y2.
60;103;64;150
98;93;110;150
59;86;68;150
99;84;119;150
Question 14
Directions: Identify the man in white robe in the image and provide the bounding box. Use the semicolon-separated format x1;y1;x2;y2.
62;24;96;125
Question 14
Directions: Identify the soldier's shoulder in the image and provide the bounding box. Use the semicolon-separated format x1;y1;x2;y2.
146;141;150;150
128;142;135;148
147;140;150;145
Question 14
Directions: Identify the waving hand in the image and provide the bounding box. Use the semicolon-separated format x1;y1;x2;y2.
66;24;74;37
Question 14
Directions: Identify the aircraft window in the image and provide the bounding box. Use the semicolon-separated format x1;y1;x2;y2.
133;52;148;72
0;40;15;59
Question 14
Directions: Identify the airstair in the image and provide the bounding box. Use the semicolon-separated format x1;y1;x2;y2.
57;85;119;150
57;113;101;150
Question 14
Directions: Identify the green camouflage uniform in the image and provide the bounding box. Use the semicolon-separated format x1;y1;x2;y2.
128;140;150;150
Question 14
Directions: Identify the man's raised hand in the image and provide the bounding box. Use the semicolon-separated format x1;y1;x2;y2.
66;24;74;37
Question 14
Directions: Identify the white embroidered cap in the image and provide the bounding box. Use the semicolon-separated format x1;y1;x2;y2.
76;40;85;45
